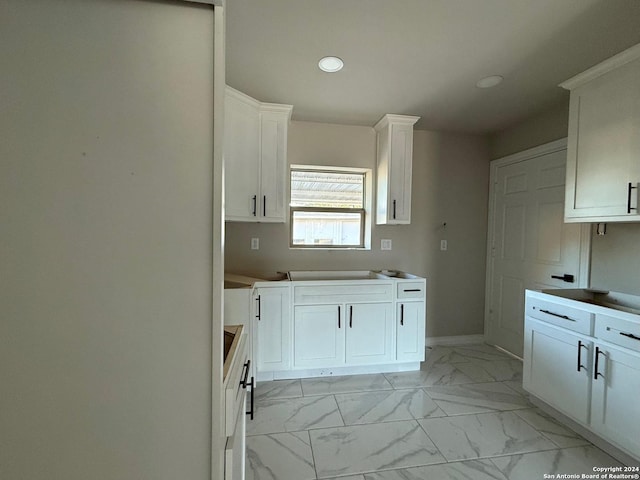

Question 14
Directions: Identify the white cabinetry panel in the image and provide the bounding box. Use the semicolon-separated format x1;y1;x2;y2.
224;87;292;223
523;318;592;424
345;303;394;365
561;43;640;222
374;114;419;225
254;286;290;372
397;301;426;362
293;305;344;368
591;343;640;459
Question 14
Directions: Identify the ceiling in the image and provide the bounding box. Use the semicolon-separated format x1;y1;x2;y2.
226;0;640;134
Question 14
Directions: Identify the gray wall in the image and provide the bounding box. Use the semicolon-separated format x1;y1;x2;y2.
225;121;491;337
0;1;216;478
489;103;640;296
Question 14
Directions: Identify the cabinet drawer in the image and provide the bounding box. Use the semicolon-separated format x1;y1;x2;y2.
595;314;640;353
293;283;393;304
526;297;593;335
397;281;425;299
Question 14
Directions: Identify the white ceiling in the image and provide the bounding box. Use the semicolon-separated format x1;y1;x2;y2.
226;0;640;134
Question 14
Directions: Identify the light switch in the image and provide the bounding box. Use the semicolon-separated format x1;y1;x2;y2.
251;238;259;250
440;239;448;251
381;239;392;250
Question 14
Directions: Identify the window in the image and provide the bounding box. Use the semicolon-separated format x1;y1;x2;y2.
290;168;367;248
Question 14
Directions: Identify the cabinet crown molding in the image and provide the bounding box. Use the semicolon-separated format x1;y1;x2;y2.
560;42;640;90
260;103;293;121
374;114;420;132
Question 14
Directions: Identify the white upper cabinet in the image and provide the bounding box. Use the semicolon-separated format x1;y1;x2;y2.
561;43;640;222
224;87;292;222
225;88;260;221
374;114;420;224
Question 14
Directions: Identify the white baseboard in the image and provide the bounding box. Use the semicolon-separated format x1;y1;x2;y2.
257;362;421;382
425;334;485;346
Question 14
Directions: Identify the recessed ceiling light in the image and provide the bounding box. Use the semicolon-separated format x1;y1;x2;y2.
318;56;344;73
476;75;503;88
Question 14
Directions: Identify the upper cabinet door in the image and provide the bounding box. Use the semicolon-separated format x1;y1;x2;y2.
225;87;260;221
259;105;292;223
224;88;292;223
375;114;419;225
562;44;640;222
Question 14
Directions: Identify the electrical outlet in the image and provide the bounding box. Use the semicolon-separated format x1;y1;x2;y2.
440;239;448;251
251;238;259;250
381;239;392;251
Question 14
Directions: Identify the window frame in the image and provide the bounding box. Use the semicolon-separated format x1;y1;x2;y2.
289;167;368;249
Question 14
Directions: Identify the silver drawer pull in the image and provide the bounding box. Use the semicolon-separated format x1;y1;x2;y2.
538;308;575;321
620;332;640;342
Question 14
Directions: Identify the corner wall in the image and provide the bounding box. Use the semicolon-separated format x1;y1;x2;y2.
225;121;491;337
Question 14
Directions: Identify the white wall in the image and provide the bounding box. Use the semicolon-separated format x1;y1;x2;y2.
0;1;218;478
225;121;491;337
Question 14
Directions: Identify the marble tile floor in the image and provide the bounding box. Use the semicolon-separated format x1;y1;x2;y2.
246;343;625;480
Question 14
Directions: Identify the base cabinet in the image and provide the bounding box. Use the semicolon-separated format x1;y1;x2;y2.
252;273;426;381
345;303;394;365
293;305;344;368
524;290;640;462
293;302;394;368
396;301;426;362
523;318;592;424
254;286;290;372
591;343;640;459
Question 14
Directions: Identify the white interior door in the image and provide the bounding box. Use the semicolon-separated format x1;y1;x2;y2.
485;140;590;357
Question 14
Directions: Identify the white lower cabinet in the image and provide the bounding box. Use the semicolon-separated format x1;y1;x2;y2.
524;289;640;462
293;302;394;368
345;303;394;365
523;318;592;424
293;305;344;368
254;285;290;372
252;273;426;380
590;342;640;459
396;301;426;362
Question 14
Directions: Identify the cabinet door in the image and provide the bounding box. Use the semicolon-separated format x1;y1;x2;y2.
396;302;426;362
259;110;288;223
387;122;413;224
345;303;394;365
225;90;260;221
591;343;640;459
565;58;640;221
254;287;290;372
293;305;345;368
523;318;592;424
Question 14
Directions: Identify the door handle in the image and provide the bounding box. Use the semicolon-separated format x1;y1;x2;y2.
400;304;404;326
594;346;604;380
252;195;257;216
627;182;638;214
393;199;397;219
255;295;261;320
246;376;255;420
577;341;587;372
338;306;341;329
349;305;353;328
551;274;575;283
